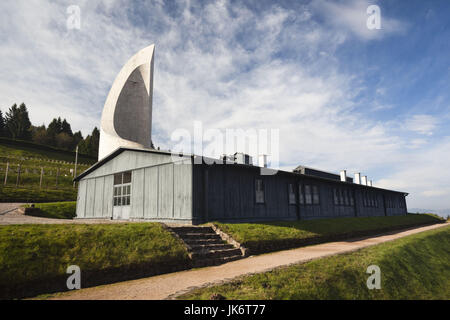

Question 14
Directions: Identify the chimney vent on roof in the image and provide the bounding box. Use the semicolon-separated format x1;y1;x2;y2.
259;155;268;168
354;173;361;184
340;170;347;182
234;152;253;165
369;180;373;187
361;176;368;186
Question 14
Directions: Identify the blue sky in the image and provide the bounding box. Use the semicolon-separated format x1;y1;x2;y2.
0;0;449;211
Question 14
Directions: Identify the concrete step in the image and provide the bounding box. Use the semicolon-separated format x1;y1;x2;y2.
179;232;222;240
191;248;242;259
183;238;225;245
171;226;216;234
168;225;244;267
189;243;235;251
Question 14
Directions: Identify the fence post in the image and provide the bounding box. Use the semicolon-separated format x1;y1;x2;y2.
73;145;79;188
16;164;21;187
39;167;43;189
3;162;8;186
56;168;59;187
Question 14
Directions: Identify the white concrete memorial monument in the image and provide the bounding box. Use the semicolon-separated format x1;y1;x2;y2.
98;44;155;160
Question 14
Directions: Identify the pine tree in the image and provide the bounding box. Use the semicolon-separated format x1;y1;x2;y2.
5;103;32;140
0;110;5;137
78;127;100;158
61;119;73;136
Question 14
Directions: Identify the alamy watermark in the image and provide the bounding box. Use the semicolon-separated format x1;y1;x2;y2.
367;5;381;30
66;265;81;290
170;121;280;175
366;265;381;289
67;5;81;30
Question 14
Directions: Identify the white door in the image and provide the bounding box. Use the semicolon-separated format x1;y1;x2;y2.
113;172;132;220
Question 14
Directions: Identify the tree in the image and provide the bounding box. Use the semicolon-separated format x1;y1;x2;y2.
31;124;52;145
55;132;73;150
5;103;32;140
61;119;73;136
79;127;100;158
72;131;83;150
0;110;5;137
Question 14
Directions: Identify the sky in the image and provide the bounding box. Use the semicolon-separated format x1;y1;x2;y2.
0;0;449;211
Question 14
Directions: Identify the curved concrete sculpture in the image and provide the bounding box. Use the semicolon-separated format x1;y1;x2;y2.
98;44;155;160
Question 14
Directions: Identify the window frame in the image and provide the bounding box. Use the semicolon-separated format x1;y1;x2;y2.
288;183;296;205
113;171;132;207
304;185;312;205
255;178;265;204
298;184;305;205
312;185;320;205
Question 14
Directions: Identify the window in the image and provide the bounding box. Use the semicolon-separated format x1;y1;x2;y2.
362;192;378;208
299;184;305;205
288;183;296;204
333;188;339;205
305;185;312;204
339;188;344;205
312;185;320;204
255;179;265;204
343;189;349;206
113;171;132;207
349;190;355;206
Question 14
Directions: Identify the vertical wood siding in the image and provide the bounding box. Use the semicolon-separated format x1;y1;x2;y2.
76;151;193;222
193;163;407;223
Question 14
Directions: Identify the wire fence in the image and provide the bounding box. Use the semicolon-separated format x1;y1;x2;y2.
1;162;87;189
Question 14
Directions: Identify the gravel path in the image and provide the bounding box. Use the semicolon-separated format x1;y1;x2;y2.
0;203;126;225
44;222;449;300
0;203;27;215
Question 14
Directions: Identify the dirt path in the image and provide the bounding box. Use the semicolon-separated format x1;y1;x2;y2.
0;203;127;225
45;222;449;300
0;203;26;215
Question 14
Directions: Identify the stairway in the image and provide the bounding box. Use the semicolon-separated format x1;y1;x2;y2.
170;226;244;268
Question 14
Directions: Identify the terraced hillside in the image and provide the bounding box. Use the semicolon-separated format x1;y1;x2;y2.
0;139;96;202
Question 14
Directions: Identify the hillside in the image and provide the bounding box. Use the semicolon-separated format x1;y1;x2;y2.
0;138;97;202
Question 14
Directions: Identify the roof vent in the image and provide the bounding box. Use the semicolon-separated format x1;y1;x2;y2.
259;155;268;168
361;176;368;186
340;170;347;182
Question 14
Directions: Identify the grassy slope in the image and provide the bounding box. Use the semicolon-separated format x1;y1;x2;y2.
0;140;95;202
25;201;76;219
0;138;96;164
0;223;189;299
214;214;444;254
0;187;77;203
179;225;450;300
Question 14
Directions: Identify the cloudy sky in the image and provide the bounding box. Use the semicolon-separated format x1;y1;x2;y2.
1;0;449;211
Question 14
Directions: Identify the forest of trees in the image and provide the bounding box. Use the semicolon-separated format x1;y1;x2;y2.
0;103;99;158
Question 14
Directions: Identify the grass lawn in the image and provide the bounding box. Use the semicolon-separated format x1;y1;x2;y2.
0;139;94;203
179;225;450;300
214;214;444;254
24;201;76;219
0;138;96;164
0;223;190;299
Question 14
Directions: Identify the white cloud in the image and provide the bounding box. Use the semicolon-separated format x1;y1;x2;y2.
311;0;407;40
0;0;447;211
404;114;439;136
